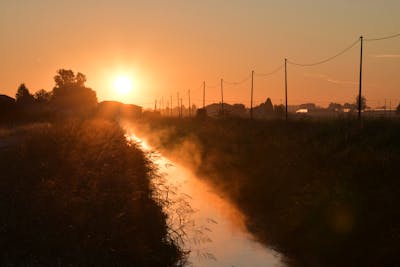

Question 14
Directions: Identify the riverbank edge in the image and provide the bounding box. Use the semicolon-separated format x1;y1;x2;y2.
0;120;186;266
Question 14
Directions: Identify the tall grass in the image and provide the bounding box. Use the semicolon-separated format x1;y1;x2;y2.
0;119;185;266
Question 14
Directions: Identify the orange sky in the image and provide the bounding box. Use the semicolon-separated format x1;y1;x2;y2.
1;0;399;108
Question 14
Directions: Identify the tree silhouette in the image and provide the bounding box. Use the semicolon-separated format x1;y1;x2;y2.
34;89;52;103
344;102;357;111
396;103;400;114
274;104;285;115
328;102;342;111
299;103;317;111
265;98;273;112
52;69;97;114
356;96;367;111
15;83;34;106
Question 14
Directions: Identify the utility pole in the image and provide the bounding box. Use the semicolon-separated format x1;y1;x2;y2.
180;98;183;118
166;101;169;117
161;96;164;115
250;70;254;119
154;99;157;112
170;95;173;117
188;89;191;117
358;36;363;120
385;99;387;113
220;78;224;116
177;92;180;117
203;81;206;109
285;59;288;121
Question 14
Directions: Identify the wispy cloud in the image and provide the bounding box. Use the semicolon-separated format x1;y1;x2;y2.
303;72;376;87
373;54;400;59
303;73;357;85
326;79;357;85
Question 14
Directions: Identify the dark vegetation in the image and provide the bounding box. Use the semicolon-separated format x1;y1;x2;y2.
135;117;400;267
0;70;184;266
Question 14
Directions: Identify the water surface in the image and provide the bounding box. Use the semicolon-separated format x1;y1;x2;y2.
129;134;284;267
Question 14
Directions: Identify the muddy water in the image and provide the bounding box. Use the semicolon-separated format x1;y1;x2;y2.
128;134;284;267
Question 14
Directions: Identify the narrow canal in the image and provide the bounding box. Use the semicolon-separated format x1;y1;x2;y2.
128;133;284;267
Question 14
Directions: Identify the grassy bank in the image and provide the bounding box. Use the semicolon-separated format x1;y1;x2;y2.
0;120;184;266
132;117;400;267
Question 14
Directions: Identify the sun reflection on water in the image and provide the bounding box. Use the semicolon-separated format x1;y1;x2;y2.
126;132;284;267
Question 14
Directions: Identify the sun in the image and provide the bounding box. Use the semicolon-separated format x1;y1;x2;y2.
114;76;133;95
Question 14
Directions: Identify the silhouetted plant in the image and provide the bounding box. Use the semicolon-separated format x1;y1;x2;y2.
52;69;97;115
34;89;52;103
355;95;367;110
265;98;273;112
15;83;34;106
328;102;343;111
274;104;285;116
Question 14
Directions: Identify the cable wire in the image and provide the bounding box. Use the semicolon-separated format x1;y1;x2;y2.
287;39;360;67
224;74;252;85
206;82;220;89
365;33;400;42
255;64;284;77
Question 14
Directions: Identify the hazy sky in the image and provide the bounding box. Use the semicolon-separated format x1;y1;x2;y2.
1;0;399;108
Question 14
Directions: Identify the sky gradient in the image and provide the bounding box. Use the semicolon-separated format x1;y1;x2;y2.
1;0;399;108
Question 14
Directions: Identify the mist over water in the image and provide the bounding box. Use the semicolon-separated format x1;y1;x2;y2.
126;131;283;267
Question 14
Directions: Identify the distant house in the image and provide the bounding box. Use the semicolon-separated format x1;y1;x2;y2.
0;95;16;123
204;103;247;118
0;94;15;108
196;108;207;119
296;108;308;114
97;101;142;120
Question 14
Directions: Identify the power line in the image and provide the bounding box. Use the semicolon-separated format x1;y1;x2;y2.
365;33;400;42
255;64;284;77
224;74;252;85
287;39;360;67
358;36;364;120
206;82;220;89
141;33;399;111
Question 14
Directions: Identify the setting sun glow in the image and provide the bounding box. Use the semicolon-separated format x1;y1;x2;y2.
114;76;133;95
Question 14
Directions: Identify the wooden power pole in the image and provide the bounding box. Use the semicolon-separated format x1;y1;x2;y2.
203;81;205;109
188;89;191;117
180;98;183;117
221;78;224;115
177;92;180;117
285;58;288;121
358;36;364;120
170;95;173;116
250;70;254;119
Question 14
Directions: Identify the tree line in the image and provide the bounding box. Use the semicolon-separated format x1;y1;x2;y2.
0;69;97;124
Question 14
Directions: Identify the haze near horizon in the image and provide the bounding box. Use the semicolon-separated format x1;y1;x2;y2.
1;0;399;108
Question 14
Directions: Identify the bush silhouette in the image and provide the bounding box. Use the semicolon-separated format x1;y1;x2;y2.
15;83;34;107
52;69;97;115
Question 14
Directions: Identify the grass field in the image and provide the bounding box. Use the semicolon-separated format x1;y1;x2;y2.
0;120;185;267
133;117;400;267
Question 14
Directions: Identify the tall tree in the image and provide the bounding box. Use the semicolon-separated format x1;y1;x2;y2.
52;69;97;114
15;83;34;106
